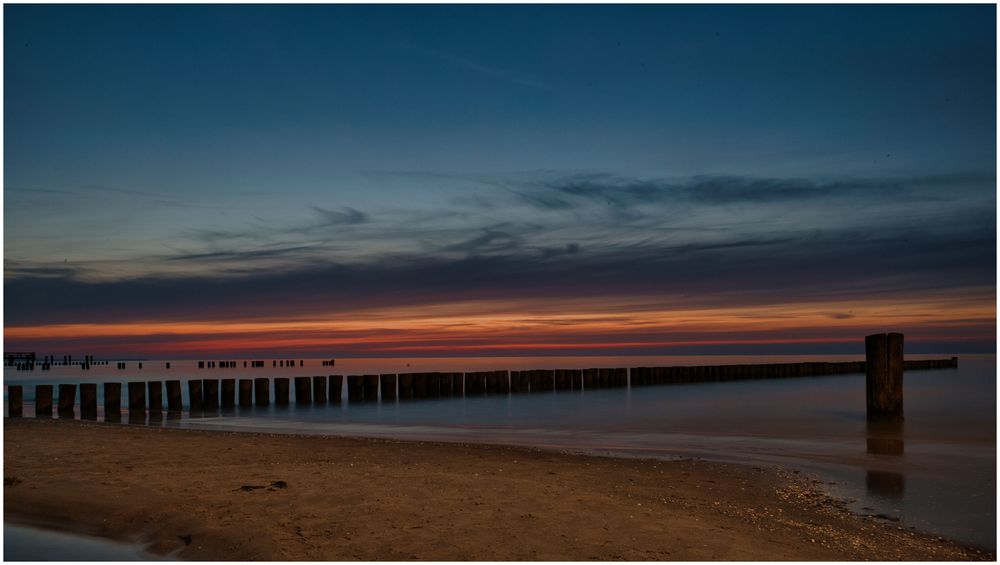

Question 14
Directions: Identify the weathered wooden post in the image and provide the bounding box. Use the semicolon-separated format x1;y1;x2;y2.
380;374;396;401
275;378;290;405
412;373;427;398
364;374;380;401
147;381;163;412
397;374;412;400
58;384;76;417
451;372;463;396
347;375;363;402
254;378;270;406
127;382;146;413
166;380;183;412
202;379;219;409
80;384;96;420
329;375;343;403
866;333;904;421
238;379;253;407
35;385;53;418
221;379;236;408
8;385;23;418
295;377;312;404
104;383;121;421
313;376;327;404
188;380;203;411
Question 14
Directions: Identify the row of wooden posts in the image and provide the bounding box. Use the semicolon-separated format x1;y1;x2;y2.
6;354;956;419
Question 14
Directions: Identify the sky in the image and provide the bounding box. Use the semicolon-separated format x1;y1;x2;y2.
4;4;996;358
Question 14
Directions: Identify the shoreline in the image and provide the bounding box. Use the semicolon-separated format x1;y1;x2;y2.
3;418;993;561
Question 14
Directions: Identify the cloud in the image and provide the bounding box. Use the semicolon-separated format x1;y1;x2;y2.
308;205;370;225
404;43;553;91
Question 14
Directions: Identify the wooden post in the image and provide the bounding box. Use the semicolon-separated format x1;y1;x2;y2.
451;372;463;396
397;374;412;400
188;380;203;411
35;385;53;418
8;385;23;418
412;373;427;398
866;333;904;421
148;381;163;412
254;378;270;406
128;382;146;413
221;379;236;408
312;376;327;404
329;375;343;403
166;380;183;412
497;370;510;394
80;384;96;420
426;373;441;398
58;384;76;417
104;383;121;421
203;379;219;409
238;379;253;407
274;378;290;405
380;374;396;401
347;375;363;402
295;376;312;404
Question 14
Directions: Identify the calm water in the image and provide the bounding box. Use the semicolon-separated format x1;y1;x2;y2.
4;354;996;551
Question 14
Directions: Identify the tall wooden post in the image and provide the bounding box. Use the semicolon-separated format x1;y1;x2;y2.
380;374;396;401
239;379;253;407
221;379;236;408
329;375;343;403
274;378;290;405
313;376;327;404
295;376;312;404
203;379;219;409
8;385;23;417
147;381;163;412
166;380;183;412
104;382;121;421
188;380;203;411
80;383;97;420
35;385;53;418
58;384;76;417
254;378;270;406
866;333;904;421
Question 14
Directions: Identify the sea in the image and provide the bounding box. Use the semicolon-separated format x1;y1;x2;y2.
3;353;996;554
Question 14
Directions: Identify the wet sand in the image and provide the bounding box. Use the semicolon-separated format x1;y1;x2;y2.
3;418;992;561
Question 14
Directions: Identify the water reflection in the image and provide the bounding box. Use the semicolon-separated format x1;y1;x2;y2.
866;420;906;498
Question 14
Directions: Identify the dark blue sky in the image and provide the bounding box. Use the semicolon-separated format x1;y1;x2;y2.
4;4;996;356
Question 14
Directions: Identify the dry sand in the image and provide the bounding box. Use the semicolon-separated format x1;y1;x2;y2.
3;418;992;561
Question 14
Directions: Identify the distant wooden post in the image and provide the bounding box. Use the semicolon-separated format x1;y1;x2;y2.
254;378;270;406
166;380;182;412
866;333;904;421
295;377;312;404
221;379;236;408
80;384;96;420
426;373;441;397
8;385;23;417
274;378;290;405
58;384;76;417
412;373;427;398
238;379;253;407
397;374;413;400
104;383;121;421
380;374;396;401
188;380;203;411
312;376;327;404
329;375;343;403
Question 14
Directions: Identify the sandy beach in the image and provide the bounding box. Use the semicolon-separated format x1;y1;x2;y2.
2;418;991;561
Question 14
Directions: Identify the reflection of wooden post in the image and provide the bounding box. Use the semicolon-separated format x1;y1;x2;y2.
35;385;53;417
221;379;236;408
254;378;270;406
866;333;904;421
166;380;183;411
58;384;76;417
104;383;121;421
80;384;97;420
148;381;163;412
9;385;23;417
329;375;343;403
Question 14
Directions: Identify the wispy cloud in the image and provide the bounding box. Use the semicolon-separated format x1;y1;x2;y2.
403;42;553;91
